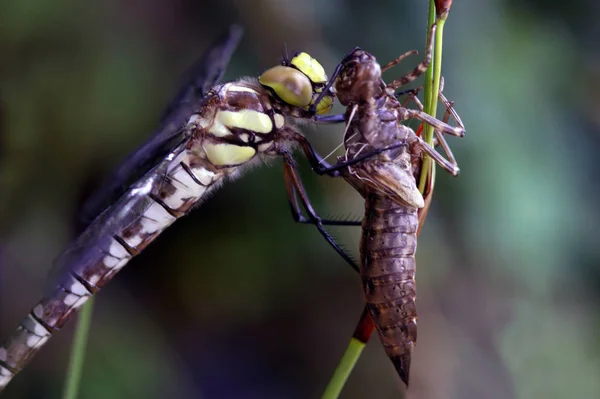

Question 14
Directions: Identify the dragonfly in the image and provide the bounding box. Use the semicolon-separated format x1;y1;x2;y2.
0;25;346;391
282;21;465;386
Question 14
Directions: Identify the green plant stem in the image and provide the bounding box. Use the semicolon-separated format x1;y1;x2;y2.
62;298;94;399
321;338;364;399
419;6;447;193
423;0;437;116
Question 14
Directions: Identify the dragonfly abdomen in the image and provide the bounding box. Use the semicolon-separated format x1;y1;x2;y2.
0;149;227;387
360;193;418;384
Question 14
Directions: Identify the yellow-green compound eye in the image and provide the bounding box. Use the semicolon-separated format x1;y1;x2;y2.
290;52;327;84
259;65;313;108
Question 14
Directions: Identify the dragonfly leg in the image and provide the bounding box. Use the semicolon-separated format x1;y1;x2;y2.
292;132;409;176
313;114;345;124
400;107;465;137
409;135;459;176
290;132;342;177
402;83;464;169
281;151;360;272
381;50;418;73
386;21;437;90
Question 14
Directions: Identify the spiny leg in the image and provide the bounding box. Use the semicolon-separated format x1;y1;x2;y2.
394;88;465;175
415;93;459;228
281;151;360;272
291;131;407;177
313;114;346;124
386;21;437;90
381;50;418;73
292;130;410;177
400;107;464;138
404;86;464;169
410;136;459;175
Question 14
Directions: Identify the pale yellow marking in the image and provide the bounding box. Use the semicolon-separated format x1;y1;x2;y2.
111;258;129;271
108;237;131;259
172;166;199;191
140;202;176;234
163;167;208;209
217;110;272;133
208;120;232;137
193;115;214;130
122;200;176;248
257;142;273;153
0;371;12;388
22;315;51;348
72;295;90;310
239;133;250;143
26;335;46;349
69;279;89;296
227;85;259;94
22;315;50;337
190;166;217;186
187;113;202;125
63;294;79;306
87;274;101;286
274;114;285;129
103;245;129;271
102;255;120;268
123;233;142;248
203;143;256;166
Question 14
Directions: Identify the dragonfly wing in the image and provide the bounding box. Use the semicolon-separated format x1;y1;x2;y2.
50;137;191;285
160;24;244;122
79;25;243;226
350;158;424;209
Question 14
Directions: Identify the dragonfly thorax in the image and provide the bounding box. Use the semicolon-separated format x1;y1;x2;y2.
188;80;288;167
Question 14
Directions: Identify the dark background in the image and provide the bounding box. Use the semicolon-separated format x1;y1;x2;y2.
1;0;599;398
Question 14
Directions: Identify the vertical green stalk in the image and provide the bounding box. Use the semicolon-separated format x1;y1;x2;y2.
62;298;94;399
423;0;437;116
321;338;364;399
419;1;447;193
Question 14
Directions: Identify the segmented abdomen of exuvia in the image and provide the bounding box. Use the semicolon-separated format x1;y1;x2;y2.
360;193;418;385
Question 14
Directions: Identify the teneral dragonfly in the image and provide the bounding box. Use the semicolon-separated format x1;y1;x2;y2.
283;21;465;386
0;25;340;391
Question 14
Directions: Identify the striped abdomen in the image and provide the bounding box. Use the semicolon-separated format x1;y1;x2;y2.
0;146;226;387
0;81;287;389
360;193;418;385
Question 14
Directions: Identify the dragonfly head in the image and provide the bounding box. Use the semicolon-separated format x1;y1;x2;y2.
335;48;382;106
259;52;334;116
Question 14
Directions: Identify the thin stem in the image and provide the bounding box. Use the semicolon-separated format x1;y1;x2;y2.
62;298;94;399
419;4;447;193
321;338;365;399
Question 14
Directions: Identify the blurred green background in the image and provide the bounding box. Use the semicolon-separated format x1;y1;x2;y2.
1;0;599;398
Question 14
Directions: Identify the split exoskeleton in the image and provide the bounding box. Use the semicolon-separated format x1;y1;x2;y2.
282;21;465;386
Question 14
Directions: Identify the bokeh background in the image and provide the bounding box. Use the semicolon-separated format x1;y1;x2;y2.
1;0;599;398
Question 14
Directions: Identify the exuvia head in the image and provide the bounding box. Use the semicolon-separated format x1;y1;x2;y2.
258;52;334;115
334;48;383;106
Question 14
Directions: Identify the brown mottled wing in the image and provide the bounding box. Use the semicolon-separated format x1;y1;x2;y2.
349;157;424;209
